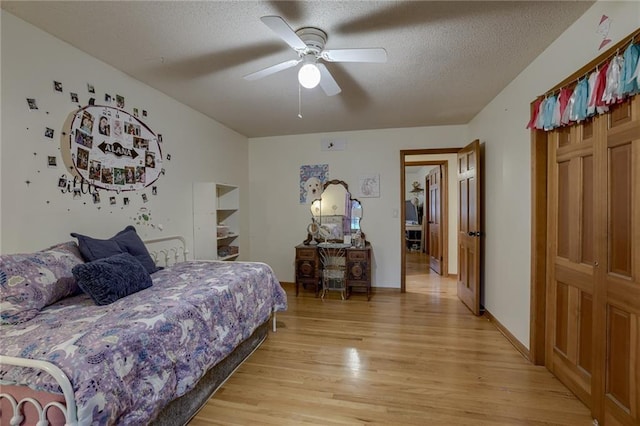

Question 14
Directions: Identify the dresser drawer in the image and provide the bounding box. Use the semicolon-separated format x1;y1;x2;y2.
296;248;317;260
297;260;317;278
347;249;368;261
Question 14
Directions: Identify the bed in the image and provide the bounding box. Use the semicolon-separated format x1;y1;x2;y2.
0;232;287;425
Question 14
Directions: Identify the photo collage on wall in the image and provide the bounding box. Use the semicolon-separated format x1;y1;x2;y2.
69;105;162;192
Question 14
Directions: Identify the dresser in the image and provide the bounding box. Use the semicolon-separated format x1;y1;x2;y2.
295;244;372;300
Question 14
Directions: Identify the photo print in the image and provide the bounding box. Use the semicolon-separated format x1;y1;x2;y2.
26;98;38;110
152;186;157;196
87;83;95;94
89;160;101;180
88;97;95;106
113;168;125;185
58;175;67;188
98;116;110;136
141;193;148;203
44;127;54;139
135;166;145;184
47;156;57;168
133;136;148;149
70;92;79;103
123;197;130;206
142;110;148;117
113;119;123;138
101;167;113;184
92;192;101;204
53;81;63;92
133;108;139;117
73;188;81;200
166;154;171;161
299;164;329;204
124;122;140;136
116;94;125;109
105;94;112;103
80;111;94;134
109;196;116;205
157;134;163;143
76;147;89;170
145;151;155;168
75;129;93;149
125;166;135;184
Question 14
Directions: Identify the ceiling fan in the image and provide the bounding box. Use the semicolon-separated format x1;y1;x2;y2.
243;16;387;96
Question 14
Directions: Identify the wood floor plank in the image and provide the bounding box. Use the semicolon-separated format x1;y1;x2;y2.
189;260;592;425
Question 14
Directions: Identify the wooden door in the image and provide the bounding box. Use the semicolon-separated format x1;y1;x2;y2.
546;119;596;408
423;174;430;255
428;166;442;274
546;96;640;425
457;140;482;315
596;97;640;425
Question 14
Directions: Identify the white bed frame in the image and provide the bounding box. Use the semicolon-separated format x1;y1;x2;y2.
0;235;278;426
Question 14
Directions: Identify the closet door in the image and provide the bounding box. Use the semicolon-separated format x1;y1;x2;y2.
546;119;596;407
595;96;640;425
546;96;640;425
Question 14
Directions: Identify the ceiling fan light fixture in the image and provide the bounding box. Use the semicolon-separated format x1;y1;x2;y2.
298;63;321;89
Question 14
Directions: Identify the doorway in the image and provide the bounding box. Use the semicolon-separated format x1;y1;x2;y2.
400;149;460;293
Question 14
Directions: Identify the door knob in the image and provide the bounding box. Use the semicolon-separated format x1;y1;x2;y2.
468;231;477;237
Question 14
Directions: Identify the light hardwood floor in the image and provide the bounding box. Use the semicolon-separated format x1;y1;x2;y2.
190;253;592;425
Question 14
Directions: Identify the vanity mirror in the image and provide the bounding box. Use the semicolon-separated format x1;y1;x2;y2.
304;179;365;245
297;179;372;300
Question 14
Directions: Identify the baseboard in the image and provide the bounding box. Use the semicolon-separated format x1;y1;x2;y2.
371;286;401;293
280;282;401;294
447;273;458;279
483;309;531;362
279;281;295;290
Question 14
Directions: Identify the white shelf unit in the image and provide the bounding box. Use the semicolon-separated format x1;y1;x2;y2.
193;182;239;261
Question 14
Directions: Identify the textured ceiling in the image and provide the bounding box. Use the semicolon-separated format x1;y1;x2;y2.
2;1;593;138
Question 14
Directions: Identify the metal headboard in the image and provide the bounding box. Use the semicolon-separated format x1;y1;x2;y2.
144;235;189;267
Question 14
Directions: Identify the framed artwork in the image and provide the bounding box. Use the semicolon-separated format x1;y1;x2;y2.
357;174;380;198
300;164;329;204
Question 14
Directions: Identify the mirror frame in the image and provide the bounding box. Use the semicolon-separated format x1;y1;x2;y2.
303;179;366;244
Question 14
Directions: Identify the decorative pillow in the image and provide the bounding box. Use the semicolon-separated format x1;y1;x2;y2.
0;241;84;325
70;225;159;274
72;252;152;305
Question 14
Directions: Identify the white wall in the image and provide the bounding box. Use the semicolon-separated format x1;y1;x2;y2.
248;126;467;287
1;11;249;255
468;1;640;348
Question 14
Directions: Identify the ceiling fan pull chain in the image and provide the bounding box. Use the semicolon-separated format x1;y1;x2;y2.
298;82;303;119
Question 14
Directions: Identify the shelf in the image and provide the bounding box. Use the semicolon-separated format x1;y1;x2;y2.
217;234;238;241
218;253;240;261
193;182;240;261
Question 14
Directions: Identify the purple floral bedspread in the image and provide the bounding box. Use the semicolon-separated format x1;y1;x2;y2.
0;261;287;425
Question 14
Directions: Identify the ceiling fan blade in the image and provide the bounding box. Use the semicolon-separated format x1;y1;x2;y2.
317;64;341;96
321;48;388;63
260;16;307;51
243;59;301;81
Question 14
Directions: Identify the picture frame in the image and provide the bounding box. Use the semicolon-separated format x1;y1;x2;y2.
356;173;380;198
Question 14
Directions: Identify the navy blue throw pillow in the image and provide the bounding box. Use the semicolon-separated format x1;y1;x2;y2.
71;225;159;274
72;252;152;305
